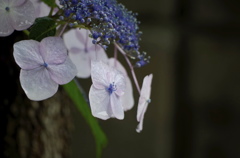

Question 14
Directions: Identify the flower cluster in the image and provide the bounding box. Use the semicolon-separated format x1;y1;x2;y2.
59;0;145;59
0;0;153;133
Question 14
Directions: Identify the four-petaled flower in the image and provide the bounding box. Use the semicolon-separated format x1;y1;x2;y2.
108;58;134;111
136;74;153;133
0;0;36;36
13;37;77;101
89;61;126;120
63;29;108;78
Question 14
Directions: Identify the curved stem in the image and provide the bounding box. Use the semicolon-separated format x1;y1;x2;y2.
114;43;141;94
57;23;68;37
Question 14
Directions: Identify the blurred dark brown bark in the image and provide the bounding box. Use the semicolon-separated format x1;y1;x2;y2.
0;32;73;158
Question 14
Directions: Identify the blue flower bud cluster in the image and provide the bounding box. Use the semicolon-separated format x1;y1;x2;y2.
135;52;150;67
59;0;143;58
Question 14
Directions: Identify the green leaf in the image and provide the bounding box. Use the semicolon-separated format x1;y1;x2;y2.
41;0;57;7
63;80;107;158
29;17;57;42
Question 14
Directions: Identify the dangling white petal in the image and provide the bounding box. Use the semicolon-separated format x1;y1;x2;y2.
136;74;153;132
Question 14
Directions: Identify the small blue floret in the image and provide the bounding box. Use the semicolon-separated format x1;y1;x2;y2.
43;62;48;68
5;7;10;12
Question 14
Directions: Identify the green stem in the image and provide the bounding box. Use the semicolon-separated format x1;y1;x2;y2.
23;30;30;36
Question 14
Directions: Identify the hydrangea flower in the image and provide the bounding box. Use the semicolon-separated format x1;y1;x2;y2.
63;29;108;78
59;0;142;58
89;60;125;120
0;0;36;36
136;74;153;133
13;37;77;101
108;58;134;111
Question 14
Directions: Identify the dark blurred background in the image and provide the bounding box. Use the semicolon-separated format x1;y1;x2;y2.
71;0;240;158
1;0;240;158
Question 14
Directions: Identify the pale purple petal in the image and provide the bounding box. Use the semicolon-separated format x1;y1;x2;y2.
108;59;126;96
63;29;109;78
75;28;86;43
89;85;112;120
69;47;82;54
89;46;108;63
40;37;68;64
136;74;153;133
136;103;147;133
9;0;25;6
13;40;44;70
121;77;134;110
63;29;86;51
48;57;77;85
10;0;36;31
32;0;50;17
110;93;124;120
69;50;91;78
108;58;127;75
31;0;59;17
0;9;14;36
91;61;112;88
20;67;58;101
108;58;133;110
113;72;125;96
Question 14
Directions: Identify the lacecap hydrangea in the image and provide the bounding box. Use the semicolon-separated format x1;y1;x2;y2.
59;0;150;67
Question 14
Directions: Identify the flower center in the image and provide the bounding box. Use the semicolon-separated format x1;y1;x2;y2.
43;62;48;68
5;7;10;12
107;82;117;94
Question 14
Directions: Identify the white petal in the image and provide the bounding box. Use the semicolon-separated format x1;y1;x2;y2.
69;48;91;78
89;45;108;63
136;74;153;132
121;77;134;111
31;0;50;17
91;61;112;88
13;40;44;70
108;58;127;75
10;0;36;31
20;67;58;101
108;58;134;110
0;9;14;36
40;37;68;64
63;29;86;51
141;74;153;102
136;103;147;133
113;70;126;96
48;57;77;85
89;85;112;120
9;0;25;6
110;93;124;120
